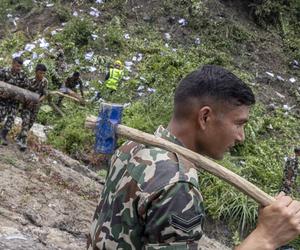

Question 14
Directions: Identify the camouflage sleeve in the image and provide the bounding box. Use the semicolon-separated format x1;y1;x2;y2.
41;79;48;97
0;68;7;81
139;182;204;249
281;157;299;195
79;79;84;97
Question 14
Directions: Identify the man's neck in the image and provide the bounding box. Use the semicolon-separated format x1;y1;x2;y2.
168;118;197;152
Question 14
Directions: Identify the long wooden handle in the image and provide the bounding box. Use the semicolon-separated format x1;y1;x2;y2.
0;80;40;103
86;115;275;206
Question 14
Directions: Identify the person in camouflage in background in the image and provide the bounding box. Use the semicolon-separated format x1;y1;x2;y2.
56;71;84;107
88;65;300;250
281;147;300;195
49;43;67;88
16;63;48;151
0;57;28;145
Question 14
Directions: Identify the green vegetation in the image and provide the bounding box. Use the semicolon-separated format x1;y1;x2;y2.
0;0;300;247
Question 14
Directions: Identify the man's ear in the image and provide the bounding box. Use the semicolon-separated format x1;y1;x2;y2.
197;106;212;130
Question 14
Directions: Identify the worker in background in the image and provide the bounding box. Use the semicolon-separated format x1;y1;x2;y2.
17;63;48;151
281;147;300;195
0;57;28;145
104;60;124;93
56;71;85;106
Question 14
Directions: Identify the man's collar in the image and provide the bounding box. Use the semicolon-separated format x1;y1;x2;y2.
154;125;184;146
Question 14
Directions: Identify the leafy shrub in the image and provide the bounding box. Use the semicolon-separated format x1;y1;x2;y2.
59;17;94;47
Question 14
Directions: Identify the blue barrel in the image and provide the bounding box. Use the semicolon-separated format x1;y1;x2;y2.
95;102;124;154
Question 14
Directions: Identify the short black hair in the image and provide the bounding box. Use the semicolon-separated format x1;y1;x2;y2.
35;63;47;72
13;57;23;65
174;65;255;118
73;71;80;77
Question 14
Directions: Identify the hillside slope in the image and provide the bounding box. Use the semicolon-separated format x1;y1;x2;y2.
0;143;231;249
0;0;299;248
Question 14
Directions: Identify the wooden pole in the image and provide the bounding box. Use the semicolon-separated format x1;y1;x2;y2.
0;80;40;103
85;115;275;206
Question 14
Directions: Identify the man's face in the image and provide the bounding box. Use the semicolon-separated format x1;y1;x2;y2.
36;70;45;81
197;104;250;160
11;61;22;74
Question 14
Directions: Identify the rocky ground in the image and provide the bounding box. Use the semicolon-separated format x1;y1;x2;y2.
0;136;230;249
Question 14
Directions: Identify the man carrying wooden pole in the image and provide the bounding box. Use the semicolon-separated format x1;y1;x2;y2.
0;57;29;145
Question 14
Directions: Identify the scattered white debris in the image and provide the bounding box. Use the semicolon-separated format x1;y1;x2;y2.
137;92;144;97
276;75;285;81
89;66;97;72
124;61;133;72
283;104;292;111
73;11;78;17
289;77;296;83
178;18;188;26
137;85;144;91
7;14;13;18
137;53;143;62
267;124;273;130
75;59;80;65
53;160;58;164
125;61;133;67
24;43;36;52
165;43;169;48
147;87;156;93
266;71;274;77
269;103;276;110
275;91;285;99
89;7;101;17
124;33;130;39
123;76;130;81
139;76;146;81
96;0;104;3
239;160;246;166
172;48;177;52
91;34;98;40
84;81;90;87
31;53;37;59
195;37;201;45
38;38;50;49
12;51;24;58
85;51;94;61
46;3;54;7
51;30;57;36
123;102;131;108
164;33;171;40
132;56;137;61
23;59;31;67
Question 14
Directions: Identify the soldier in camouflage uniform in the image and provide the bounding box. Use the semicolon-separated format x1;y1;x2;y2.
49;43;67;88
0;57;28;145
88;65;300;250
281;147;300;195
16;64;48;151
56;71;84;107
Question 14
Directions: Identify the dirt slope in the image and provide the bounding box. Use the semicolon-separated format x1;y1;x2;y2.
0;143;230;249
0;143;103;250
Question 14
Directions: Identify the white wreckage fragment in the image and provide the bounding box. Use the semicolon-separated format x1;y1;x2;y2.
89;7;101;17
85;51;94;61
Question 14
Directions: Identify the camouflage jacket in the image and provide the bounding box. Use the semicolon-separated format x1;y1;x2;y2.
88;126;204;250
63;76;84;97
0;67;28;103
27;77;48;97
0;67;28;88
281;156;299;195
